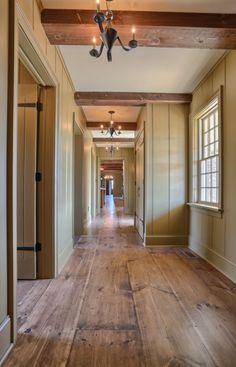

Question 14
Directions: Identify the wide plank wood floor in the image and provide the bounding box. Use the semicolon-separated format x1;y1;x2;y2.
4;196;236;367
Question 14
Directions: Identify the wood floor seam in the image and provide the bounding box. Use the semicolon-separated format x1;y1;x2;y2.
65;246;98;367
151;253;221;367
126;262;147;367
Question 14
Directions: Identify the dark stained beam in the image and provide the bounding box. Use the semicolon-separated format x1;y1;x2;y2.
101;165;123;169
87;121;137;131
77;92;192;107
101;160;123;163
93;138;134;143
102;169;123;171
41;9;236;49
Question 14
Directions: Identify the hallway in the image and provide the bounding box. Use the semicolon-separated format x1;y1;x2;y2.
4;199;236;367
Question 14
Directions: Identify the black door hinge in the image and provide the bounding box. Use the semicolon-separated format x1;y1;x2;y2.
35;243;42;252
35;172;42;182
36;102;43;112
17;243;42;252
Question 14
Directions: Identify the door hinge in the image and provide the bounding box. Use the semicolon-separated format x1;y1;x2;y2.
36;102;43;112
17;243;42;252
35;172;42;182
35;243;42;252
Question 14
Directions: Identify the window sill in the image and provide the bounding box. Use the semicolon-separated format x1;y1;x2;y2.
187;203;223;217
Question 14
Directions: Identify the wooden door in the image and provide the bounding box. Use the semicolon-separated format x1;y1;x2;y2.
17;84;38;279
135;132;144;239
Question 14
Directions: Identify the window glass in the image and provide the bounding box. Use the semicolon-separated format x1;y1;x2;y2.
198;99;220;207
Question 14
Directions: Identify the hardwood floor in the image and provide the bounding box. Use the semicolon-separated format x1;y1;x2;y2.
4;196;236;366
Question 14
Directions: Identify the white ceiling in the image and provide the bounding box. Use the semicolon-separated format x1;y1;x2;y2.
83;106;141;122
42;0;236;13
96;142;134;148
84;107;138;144
92;130;135;139
60;46;224;93
48;0;232;148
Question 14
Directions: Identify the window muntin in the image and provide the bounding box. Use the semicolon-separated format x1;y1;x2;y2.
198;99;220;207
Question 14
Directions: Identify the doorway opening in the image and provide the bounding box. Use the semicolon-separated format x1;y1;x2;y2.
100;159;124;212
16;60;56;326
73;119;83;243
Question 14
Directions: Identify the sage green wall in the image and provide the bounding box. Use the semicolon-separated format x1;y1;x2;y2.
17;0;96;272
189;51;236;282
145;104;189;246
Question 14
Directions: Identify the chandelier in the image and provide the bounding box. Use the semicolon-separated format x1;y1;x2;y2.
100;111;122;137
90;0;138;62
106;144;119;155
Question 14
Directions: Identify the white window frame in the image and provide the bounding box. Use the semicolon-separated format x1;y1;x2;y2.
191;88;223;212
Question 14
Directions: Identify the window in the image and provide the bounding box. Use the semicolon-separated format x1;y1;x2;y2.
198;98;220;207
192;93;222;210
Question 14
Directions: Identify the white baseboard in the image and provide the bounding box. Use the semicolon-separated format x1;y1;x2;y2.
0;316;11;364
83;215;92;230
145;235;188;247
189;236;236;283
58;241;74;273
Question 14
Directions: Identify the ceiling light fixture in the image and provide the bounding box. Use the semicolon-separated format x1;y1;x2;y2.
101;111;122;137
105;144;119;155
90;0;138;62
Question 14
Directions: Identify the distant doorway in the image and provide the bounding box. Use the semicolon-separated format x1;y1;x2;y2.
73;120;83;241
100;159;124;211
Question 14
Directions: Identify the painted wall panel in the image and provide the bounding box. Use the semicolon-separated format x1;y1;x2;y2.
169;104;188;235
224;52;236;264
145;104;188;246
17;1;96;273
33;0;47;55
46;39;56;72
152;105;169;235
189;51;236;282
18;0;34;25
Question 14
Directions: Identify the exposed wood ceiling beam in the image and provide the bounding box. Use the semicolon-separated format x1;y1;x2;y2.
102;169;123;172
77;92;192;107
41;9;236;49
102;164;123;167
101;167;123;171
101;160;123;164
93;138;134;143
87;121;137;131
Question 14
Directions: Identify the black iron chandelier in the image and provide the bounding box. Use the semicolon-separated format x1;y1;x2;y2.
105;145;119;155
90;0;138;62
100;111;122;137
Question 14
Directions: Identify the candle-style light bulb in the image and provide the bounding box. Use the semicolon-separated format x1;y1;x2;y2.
92;37;96;49
132;27;136;40
110;120;114;125
96;0;100;12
